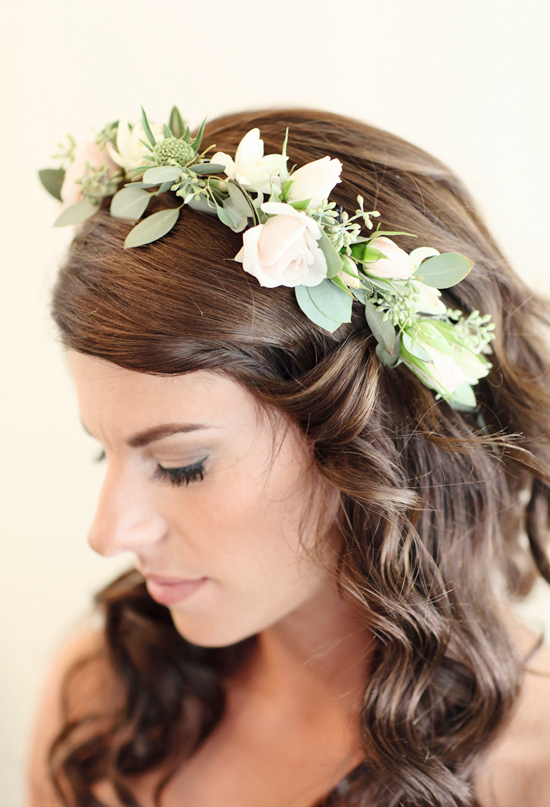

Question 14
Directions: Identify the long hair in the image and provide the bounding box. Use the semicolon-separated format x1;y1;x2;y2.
49;108;550;806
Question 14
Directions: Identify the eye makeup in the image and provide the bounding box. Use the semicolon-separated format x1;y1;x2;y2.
153;459;207;487
93;449;208;487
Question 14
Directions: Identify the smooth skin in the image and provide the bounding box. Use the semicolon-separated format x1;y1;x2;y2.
28;354;550;807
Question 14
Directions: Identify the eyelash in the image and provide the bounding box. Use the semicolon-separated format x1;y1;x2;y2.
154;460;206;487
94;450;206;487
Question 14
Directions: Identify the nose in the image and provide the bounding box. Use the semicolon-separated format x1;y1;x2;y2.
87;463;167;557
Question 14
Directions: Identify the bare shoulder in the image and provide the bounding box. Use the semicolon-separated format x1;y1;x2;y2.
477;621;550;807
27;628;119;807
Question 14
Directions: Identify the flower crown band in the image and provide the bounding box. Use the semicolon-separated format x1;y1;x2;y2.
39;106;495;411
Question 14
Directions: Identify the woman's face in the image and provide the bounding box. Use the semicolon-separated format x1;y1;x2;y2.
69;352;337;647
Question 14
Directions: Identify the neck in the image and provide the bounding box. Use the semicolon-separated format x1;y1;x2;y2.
242;581;375;719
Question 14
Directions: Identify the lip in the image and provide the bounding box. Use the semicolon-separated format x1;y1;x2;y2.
144;574;209;606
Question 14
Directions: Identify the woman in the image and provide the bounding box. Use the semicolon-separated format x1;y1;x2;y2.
30;108;550;807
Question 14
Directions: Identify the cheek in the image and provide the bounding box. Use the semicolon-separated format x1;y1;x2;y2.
164;457;331;646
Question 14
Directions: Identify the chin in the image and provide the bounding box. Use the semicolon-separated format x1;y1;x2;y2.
169;609;260;649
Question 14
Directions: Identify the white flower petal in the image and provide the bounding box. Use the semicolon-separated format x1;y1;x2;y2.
409;246;440;268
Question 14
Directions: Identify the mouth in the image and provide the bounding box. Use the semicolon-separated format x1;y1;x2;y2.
144;574;209;606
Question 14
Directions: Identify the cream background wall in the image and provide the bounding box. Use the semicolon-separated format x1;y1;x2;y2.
2;0;549;804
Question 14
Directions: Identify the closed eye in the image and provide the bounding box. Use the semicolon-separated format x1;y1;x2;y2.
154;460;206;487
93;449;206;487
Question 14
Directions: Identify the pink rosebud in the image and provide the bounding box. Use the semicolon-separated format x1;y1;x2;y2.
365;236;415;280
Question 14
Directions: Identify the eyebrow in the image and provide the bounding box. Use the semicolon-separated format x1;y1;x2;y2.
80;420;212;447
127;423;212;448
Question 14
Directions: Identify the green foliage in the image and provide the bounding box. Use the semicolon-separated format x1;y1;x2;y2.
227;180;256;222
169;106;186;139
448;381;477;411
350;242;387;263
317;230;343;278
191;118;207;153
143;166;182;184
295;286;342;332
39;168;65;201
141;106;156;148
188;163;226;175
376;336;401;367
53;199;100;226
110;187;151;221
416;252;474;289
216;204;234;228
308;278;353;323
290;199;310;211
124;207;180;248
364;299;396;353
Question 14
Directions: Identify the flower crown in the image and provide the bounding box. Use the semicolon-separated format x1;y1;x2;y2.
39;106;495;411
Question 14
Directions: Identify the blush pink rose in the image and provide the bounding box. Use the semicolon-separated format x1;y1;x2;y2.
60;141;119;205
365;236;415;280
234;202;328;288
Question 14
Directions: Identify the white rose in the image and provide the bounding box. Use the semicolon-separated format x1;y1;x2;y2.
411;280;446;315
287;156;342;208
448;343;489;385
106;113;165;172
234;202;327;288
420;341;467;393
60;140;119;205
365;237;415;280
212;128;284;195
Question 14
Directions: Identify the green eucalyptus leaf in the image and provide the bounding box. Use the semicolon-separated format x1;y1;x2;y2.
216;204;235;228
53;199;100;227
191;117;207;153
351;287;367;304
416;253;474;289
125;181;159;189
376;335;401;367
318;230;344;278
169;106;186;139
141;106;156;147
295;286;342;333
110;187;151;220
124;207;180;248
188;162;226;175
364;299;396;353
449;381;477;411
228;180;255;220
308;278;352;323
143;166;182;184
186;195;218;217
39;168;65;201
222;199;247;232
156;181;174;195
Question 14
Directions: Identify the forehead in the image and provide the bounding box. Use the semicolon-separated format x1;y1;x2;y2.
68;351;259;434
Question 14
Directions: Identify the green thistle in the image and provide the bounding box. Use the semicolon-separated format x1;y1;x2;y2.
153;137;195;168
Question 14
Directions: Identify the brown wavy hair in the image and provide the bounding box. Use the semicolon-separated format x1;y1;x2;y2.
49;108;550;807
